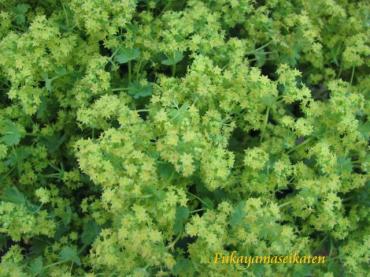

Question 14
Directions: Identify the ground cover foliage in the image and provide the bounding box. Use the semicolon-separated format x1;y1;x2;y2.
0;0;369;276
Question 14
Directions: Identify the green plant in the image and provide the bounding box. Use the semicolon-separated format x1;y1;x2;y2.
0;0;369;276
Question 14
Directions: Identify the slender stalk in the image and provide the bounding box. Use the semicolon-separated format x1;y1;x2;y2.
135;109;149;113
167;232;182;250
278;201;292;208
191;208;205;214
350;66;355;84
61;2;70;27
186;191;211;208
260;107;270;142
43;261;65;269
112;87;128;92
136;60;143;81
337;61;343;78
246;41;272;55
287;137;313;154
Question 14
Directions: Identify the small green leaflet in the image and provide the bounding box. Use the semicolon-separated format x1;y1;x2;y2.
81;220;100;246
161;51;184;66
114;48;140;64
173;206;189;235
59;246;81;265
0;120;26;146
128;82;153;99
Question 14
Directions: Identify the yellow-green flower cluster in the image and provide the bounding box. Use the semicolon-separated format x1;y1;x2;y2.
0;0;368;276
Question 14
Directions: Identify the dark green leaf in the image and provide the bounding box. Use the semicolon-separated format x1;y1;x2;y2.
81;220;100;246
59;246;81;265
13;4;30;26
336;157;353;174
1;186;26;205
203;197;214;209
128;82;152;99
29;256;43;276
173;206;189;235
39;133;66;153
158;162;175;180
30;238;50;257
358;122;370;140
61;206;72;226
5;146;31;167
14;4;30;14
254;49;266;67
114;48;140;64
229;202;245;227
161;51;184;66
261;94;276;107
173;257;195;276
0;120;26;146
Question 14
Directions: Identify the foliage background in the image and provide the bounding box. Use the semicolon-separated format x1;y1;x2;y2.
0;0;369;276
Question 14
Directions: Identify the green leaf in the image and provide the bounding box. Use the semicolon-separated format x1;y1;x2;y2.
261;94;276;107
173;206;189;235
254;49;267;67
229;202;245;227
114;48;140;64
161;51;183;66
293;263;312;277
173;257;195;276
252;263;265;277
14;3;30;14
128;82;153;99
13;4;30;26
29;256;43;276
336;157;353;174
39;133;66;153
169;102;189;124
45;78;52;92
1;186;27;205
81;220;100;246
358;122;370;140
0;120;26;146
5;146;31;167
30;238;50;257
203;197;215;209
61;206;72;225
59;246;81;265
158;161;176;180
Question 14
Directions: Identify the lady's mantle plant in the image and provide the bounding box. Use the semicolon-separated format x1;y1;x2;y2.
0;0;369;276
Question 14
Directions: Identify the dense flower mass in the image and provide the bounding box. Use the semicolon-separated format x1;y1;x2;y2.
0;0;369;276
